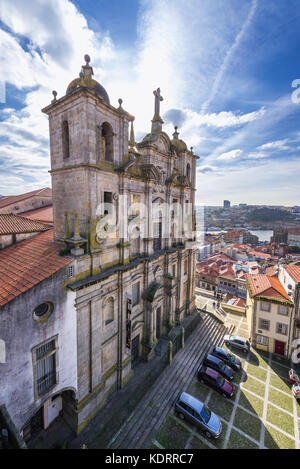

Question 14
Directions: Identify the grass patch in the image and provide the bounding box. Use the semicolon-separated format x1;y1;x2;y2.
155;415;190;449
234;407;261;441
187;379;210;402
189;436;211;449
268;388;294;414
238;390;264;417
227;428;259;449
267;404;294;437
247;363;268;382
207;392;234;422
249;350;269;369
269;362;290;379
269;374;291;394
271;355;291;368
242;376;266;398
264;424;295;449
296;401;300;419
213;420;228;449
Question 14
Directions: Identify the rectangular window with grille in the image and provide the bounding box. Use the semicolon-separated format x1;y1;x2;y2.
256;335;268;346
276;323;288;335
259;318;270;330
278;305;288;316
34;339;57;397
261;301;270;312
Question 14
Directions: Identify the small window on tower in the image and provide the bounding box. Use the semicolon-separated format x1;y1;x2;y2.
186;163;191;180
104;192;113;215
102;122;114;162
62;120;70;159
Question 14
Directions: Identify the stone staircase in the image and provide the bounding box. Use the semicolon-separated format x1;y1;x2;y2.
108;313;235;449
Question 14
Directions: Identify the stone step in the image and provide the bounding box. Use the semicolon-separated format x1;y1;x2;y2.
137;323;228;448
109;315;216;449
110;315;228;449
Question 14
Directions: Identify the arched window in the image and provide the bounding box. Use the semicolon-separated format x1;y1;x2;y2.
101;122;114;162
104;297;114;325
131;226;140;258
62;120;70;159
186;163;191;181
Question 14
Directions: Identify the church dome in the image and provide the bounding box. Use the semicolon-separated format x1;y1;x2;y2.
171;126;187;153
66;55;110;105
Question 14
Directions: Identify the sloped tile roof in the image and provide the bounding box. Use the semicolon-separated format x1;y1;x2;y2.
20;205;53;224
246;274;291;302
0;214;50;234
0;229;72;306
0;188;52;209
284;264;300;283
265;265;278;277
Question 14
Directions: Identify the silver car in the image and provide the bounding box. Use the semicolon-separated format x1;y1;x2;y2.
224;334;250;353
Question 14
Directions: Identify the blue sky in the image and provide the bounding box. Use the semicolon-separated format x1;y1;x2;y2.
0;0;300;205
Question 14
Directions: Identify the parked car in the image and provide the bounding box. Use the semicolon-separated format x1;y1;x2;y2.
203;353;234;381
175;392;222;439
197;366;234;398
211;346;242;371
223;334;250;353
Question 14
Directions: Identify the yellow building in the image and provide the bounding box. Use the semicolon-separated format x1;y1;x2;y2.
246;274;294;357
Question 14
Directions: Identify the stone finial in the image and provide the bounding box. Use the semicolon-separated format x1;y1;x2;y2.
52;90;57;103
190;146;193;153
118;98;124;112
173;126;179;139
74;212;80;239
129;118;135;150
151;87;164;133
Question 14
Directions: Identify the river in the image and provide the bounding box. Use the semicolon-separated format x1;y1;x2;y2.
204;230;273;242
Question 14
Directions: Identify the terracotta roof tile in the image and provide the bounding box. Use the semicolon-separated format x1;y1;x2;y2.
0;229;72;306
284;265;300;283
20;205;53;224
246;274;291;302
0;188;52;210
0;213;50;235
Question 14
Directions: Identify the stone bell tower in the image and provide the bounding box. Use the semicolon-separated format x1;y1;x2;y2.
42;55;134;245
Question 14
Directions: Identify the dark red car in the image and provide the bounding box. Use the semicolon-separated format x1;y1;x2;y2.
197;365;234;398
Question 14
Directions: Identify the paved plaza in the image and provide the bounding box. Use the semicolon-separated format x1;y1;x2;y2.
151;314;300;450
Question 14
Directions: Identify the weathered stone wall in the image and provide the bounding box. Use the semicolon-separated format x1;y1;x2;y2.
0;267;77;433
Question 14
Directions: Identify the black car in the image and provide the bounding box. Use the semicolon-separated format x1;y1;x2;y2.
202;353;234;381
211;346;242;371
197;366;234;398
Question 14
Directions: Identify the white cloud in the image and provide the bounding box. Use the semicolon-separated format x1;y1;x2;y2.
217;149;243;160
197;165;217;174
196;156;300;206
257;139;290;151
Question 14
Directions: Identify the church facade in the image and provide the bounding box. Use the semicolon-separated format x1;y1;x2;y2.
0;55;199;443
41;55;199;433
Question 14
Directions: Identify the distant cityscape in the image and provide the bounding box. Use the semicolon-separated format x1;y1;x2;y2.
196;200;300;246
